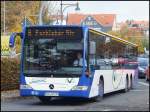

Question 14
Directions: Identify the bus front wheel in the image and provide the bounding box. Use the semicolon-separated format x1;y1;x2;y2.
38;96;51;104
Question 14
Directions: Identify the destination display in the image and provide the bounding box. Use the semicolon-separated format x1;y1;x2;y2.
26;27;82;39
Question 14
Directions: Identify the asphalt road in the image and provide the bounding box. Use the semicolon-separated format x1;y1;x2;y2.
1;79;149;111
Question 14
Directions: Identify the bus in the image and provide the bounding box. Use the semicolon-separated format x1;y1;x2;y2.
9;25;138;103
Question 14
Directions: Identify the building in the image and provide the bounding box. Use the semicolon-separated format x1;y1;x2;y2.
116;20;149;39
127;20;149;37
66;13;116;32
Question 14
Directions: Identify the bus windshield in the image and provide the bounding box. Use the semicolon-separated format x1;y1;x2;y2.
23;27;85;77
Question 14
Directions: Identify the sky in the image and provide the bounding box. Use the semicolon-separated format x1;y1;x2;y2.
52;1;149;22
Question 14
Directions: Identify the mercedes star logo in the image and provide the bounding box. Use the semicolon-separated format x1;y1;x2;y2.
49;84;54;89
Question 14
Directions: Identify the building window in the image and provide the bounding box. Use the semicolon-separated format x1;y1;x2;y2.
88;16;91;21
93;21;97;25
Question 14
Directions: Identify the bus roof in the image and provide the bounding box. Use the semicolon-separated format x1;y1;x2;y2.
89;28;138;47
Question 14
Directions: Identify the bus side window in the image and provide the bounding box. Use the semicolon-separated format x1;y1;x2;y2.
96;36;112;70
89;41;96;65
89;41;100;70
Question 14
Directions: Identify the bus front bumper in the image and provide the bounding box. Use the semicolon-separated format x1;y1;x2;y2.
20;87;90;98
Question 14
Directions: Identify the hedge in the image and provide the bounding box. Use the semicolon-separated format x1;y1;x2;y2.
1;57;20;91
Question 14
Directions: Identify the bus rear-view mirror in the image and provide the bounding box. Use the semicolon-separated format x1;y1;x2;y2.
9;32;23;48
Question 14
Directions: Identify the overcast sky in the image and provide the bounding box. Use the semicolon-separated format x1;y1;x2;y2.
52;1;149;22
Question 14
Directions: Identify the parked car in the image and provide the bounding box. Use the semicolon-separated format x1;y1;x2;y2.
145;66;149;81
138;54;149;58
137;57;149;78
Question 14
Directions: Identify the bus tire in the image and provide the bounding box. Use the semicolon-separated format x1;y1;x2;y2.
38;96;51;104
93;78;104;102
122;77;129;93
130;76;133;89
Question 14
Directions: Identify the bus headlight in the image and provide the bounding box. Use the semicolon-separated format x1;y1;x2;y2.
71;86;88;90
20;84;32;89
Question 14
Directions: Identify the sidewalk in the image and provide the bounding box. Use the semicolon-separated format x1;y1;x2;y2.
1;90;33;101
1;90;20;101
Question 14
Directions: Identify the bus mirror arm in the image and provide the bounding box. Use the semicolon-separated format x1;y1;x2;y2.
9;32;23;48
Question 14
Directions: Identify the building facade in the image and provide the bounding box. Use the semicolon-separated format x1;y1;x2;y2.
128;20;149;37
66;13;116;32
116;20;149;38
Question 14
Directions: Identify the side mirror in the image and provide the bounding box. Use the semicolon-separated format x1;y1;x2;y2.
9;33;17;48
90;41;96;54
9;32;23;48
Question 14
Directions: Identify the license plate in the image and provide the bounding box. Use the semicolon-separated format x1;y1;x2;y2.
45;92;59;96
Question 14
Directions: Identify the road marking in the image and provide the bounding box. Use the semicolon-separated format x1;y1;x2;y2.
138;82;149;86
130;89;146;92
102;109;115;111
147;102;149;105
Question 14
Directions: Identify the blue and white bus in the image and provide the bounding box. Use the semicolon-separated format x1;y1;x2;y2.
9;25;138;103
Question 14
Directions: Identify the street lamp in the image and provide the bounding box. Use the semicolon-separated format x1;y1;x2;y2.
3;1;6;35
39;1;46;25
60;1;80;25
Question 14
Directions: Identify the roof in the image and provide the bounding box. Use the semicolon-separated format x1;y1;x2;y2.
131;20;149;26
67;13;116;26
128;27;143;30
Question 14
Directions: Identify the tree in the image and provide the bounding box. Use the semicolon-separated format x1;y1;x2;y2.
1;1;41;33
1;1;59;33
142;37;149;50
